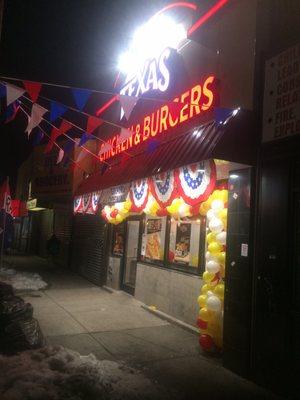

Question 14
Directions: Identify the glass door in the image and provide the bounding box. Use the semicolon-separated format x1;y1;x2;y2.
122;218;141;294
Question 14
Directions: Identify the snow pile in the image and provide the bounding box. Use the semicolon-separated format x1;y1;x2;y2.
0;268;48;291
0;346;175;400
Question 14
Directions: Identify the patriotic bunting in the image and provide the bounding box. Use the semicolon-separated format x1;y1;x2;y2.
32;130;44;145
175;160;216;206
23;81;42;102
72;88;91;111
4;101;20;124
0;179;12;215
6;84;26;106
0;84;6;98
26;103;47;134
76;148;87;163
59;119;72;135
129;179;149;212
149;170;177;208
86;115;102;134
99;142;113;156
56;148;64;164
119;94;137;120
44;127;60;153
50;101;67;122
117;127;132;145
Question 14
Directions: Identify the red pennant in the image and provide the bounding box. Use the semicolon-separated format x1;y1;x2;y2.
59;119;72;135
23;81;42;103
44;127;59;154
87;116;103;134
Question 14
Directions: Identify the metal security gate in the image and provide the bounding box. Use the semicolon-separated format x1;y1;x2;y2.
70;214;108;286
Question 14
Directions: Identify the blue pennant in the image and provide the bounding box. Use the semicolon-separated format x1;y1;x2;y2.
50;101;67;122
72;88;91;111
79;132;96;147
32;130;44;145
214;108;234;126
0;83;6;98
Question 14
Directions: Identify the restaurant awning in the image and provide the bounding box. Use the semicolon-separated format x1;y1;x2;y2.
76;109;257;196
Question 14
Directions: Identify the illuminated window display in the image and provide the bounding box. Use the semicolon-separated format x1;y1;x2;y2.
141;216;167;262
111;223;125;256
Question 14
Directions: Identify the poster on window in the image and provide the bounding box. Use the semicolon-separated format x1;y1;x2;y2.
174;223;191;265
145;218;162;260
112;225;125;256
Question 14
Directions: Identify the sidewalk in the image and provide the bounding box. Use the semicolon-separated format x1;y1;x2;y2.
5;255;280;399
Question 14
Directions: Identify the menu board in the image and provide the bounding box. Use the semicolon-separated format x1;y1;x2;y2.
174;223;191;265
263;43;300;142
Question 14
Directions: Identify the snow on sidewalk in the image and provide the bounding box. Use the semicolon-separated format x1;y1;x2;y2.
0;267;48;291
0;346;176;400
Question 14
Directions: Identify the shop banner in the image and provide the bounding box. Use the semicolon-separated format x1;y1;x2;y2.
99;184;130;205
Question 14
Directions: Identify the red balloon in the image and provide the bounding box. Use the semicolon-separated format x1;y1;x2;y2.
110;209;118;218
168;251;175;262
199;334;214;351
196;318;207;330
157;208;168;217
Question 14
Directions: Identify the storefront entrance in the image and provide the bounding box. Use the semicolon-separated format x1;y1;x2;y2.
121;217;142;295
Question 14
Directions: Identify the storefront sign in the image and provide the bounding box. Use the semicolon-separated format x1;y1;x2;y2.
99;184;130;205
263;43;300;142
26;198;37;210
100;75;216;161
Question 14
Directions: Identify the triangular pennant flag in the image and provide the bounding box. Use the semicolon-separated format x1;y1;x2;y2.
50;101;67;122
72;88;91;111
44;127;59;153
56;148;64;164
6;84;26;106
117;127;132;145
59;119;72;135
26;103;47;135
76;148;87;163
119;94;137;120
4;101;20;123
214;108;233;126
23;81;42;103
99;142;112;156
0;84;6;98
79;132;96;147
32;130;44;146
86;116;103;134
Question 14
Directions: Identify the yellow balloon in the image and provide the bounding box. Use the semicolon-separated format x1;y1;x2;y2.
218;251;226;265
206;232;216;244
197;294;207;308
203;271;215;283
116;214;123;223
199;307;212;322
208;241;222;254
123;199;132;211
201;283;214;294
214;283;225;300
218;208;228;221
211;190;221;200
220;190;228;203
199;201;210;216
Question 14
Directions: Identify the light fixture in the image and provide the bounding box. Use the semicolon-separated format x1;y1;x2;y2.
230;174;239;179
118;14;186;77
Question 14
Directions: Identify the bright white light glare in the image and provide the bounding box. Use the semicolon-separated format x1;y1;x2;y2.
230;174;239;179
118;14;186;77
197;169;205;173
232;107;240;117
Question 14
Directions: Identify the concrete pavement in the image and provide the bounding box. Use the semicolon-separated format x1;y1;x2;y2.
5;255;281;399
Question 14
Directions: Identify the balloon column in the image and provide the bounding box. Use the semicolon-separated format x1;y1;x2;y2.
101;199;132;224
197;189;228;352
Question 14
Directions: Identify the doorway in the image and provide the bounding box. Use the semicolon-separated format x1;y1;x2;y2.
121;217;142;295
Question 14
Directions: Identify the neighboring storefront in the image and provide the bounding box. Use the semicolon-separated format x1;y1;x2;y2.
73;0;259;375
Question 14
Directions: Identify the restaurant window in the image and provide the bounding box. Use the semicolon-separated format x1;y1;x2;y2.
141;215;167;263
167;217;205;273
111;223;125;256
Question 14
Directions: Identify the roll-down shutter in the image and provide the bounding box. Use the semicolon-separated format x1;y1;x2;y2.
70;214;107;286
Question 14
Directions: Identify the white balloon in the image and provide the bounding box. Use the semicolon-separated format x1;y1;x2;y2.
216;231;227;245
206;295;222;312
207;290;214;297
209;218;224;234
211;199;224;211
207;209;218;221
205;251;218;262
206;260;220;273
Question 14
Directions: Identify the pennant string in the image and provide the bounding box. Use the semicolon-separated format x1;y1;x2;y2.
19;105;89;173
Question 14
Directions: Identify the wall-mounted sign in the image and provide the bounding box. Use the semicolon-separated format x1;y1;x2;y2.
26;198;37;210
263;43;300;142
100;75;216;161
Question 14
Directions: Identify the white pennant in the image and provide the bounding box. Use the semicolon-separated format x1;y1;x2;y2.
117;128;132;145
56;148;64;164
99;142;112;156
6;84;26;106
119;94;137;120
26;103;48;135
76;149;87;163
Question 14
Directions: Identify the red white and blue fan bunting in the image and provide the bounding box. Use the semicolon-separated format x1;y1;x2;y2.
149;170;176;207
74;196;83;214
130;178;149;212
82;193;91;213
175;160;216;206
91;192;100;213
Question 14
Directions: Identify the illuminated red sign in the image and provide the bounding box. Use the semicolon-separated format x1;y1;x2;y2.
99;75;216;161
